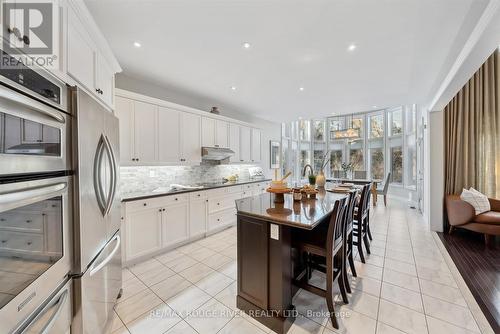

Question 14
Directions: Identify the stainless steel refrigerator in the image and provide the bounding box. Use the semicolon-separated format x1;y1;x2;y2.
69;87;122;334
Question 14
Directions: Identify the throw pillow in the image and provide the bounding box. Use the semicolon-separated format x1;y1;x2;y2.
460;188;491;215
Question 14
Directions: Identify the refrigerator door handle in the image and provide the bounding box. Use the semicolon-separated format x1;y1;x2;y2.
20;289;69;334
93;134;107;216
89;234;121;277
0;182;67;213
103;135;117;216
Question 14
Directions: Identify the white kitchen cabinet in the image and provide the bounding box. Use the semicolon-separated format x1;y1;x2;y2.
95;54;115;107
115;96;134;163
133;101;157;164
180;112;201;163
251;128;262;163
215;120;229;148
162;202;189;247
240;126;251;162
189;197;207;238
201;117;216;147
67;5;96;93
125;207;162;260
158;107;180;163
229;123;240;163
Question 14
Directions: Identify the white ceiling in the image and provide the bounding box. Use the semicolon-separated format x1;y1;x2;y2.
85;0;489;122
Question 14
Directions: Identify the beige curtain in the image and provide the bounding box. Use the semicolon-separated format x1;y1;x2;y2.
444;51;500;198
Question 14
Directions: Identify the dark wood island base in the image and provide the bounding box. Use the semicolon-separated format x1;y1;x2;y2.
235;192;347;334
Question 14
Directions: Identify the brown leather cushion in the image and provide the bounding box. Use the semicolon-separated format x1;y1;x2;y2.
473;211;500;225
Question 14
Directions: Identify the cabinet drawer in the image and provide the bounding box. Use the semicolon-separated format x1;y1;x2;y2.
0;212;44;233
208;209;236;231
126;194;189;212
189;191;208;201
208;194;239;214
0;231;44;253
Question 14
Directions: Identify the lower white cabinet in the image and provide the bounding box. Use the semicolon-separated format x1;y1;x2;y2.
125;207;162;260
189;196;207;238
122;181;270;264
162;202;189;247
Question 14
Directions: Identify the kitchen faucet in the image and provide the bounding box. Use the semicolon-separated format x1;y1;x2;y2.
302;164;313;177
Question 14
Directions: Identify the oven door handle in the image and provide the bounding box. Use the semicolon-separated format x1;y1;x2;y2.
103;135;117;216
20;289;69;334
89;234;120;277
93;134;107;216
0;85;66;123
0;182;67;212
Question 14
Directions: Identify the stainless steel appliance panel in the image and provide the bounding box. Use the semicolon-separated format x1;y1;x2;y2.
72;230;121;334
0;84;70;176
104;111;120;239
0;176;71;333
14;278;72;334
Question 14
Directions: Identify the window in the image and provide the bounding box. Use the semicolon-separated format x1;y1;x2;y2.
351;116;364;137
330;150;343;175
313;120;325;141
313;150;326;173
281;140;289;177
370;148;384;180
329;117;345;141
369;114;384;138
390;146;403;183
388;108;403;136
349;140;364;171
299;149;311;174
299;120;310;141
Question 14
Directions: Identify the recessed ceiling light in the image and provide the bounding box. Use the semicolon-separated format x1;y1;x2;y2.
133;41;141;48
230;86;237;91
243;42;251;49
299;87;305;91
347;43;357;51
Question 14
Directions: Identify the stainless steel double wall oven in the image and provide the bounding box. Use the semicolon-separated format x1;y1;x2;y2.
0;49;121;334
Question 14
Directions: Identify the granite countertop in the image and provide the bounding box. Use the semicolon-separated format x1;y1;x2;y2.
121;178;271;202
235;189;348;230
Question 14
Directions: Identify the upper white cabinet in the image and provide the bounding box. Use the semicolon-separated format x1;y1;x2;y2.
158;107;180;162
251;128;262;163
180;113;201;163
229;123;240;162
240;126;251;162
116;90;263;167
201;117;215;147
133;101;157;164
215;120;229;148
96;55;115;107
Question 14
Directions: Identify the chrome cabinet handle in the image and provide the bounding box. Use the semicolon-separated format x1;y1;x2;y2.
89;234;121;277
0;182;67;213
20;288;69;334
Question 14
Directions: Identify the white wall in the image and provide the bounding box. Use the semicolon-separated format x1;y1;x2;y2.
115;73;282;178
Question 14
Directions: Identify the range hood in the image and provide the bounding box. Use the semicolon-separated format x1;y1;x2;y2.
201;146;234;164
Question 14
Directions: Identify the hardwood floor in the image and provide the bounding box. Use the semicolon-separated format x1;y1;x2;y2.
438;230;500;332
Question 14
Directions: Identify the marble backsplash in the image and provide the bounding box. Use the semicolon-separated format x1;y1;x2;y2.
120;164;261;197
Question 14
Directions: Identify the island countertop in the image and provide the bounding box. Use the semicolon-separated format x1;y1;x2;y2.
235;190;348;230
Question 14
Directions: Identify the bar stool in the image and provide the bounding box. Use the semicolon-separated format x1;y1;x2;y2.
353;184;371;263
343;190;359;293
292;197;348;329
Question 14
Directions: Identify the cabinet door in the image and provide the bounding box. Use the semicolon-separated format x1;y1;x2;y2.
114;96;134;164
158;107;180;163
125;208;162;260
190;199;207;237
162;203;189;247
251;128;262;163
67;6;96;92
215;120;229;148
201;117;215;147
240;126;251;162
96;54;115;108
229;123;240;163
180;113;201;163
133;101;157;163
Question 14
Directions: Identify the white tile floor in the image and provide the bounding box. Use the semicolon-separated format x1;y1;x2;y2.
112;199;487;334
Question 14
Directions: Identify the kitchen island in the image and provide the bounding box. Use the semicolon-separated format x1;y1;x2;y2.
235;190;348;334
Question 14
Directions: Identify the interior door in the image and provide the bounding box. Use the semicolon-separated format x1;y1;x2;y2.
74;89;107;270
